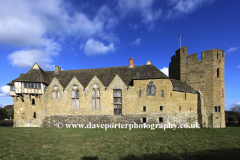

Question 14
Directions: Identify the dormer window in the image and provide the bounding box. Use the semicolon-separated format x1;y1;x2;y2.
146;81;155;96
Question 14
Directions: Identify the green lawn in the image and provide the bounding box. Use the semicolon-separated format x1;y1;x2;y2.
0;127;240;160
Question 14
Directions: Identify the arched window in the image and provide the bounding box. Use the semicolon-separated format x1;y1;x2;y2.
218;106;221;112
71;90;75;98
52;86;59;99
72;87;80;109
57;91;59;98
76;90;79;98
214;106;217;112
146;81;155;96
92;85;101;109
52;90;56;99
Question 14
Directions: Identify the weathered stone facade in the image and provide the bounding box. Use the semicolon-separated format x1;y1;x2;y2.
8;46;225;128
169;46;225;128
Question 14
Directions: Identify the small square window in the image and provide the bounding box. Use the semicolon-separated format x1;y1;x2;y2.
159;117;163;122
160;106;163;111
143;117;146;123
143;106;146;112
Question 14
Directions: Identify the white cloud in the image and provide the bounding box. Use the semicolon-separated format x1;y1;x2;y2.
0;0;119;68
117;0;162;23
0;86;9;98
131;38;142;46
83;39;115;55
8;40;60;70
160;67;169;77
237;65;240;69
226;47;239;54
166;0;215;19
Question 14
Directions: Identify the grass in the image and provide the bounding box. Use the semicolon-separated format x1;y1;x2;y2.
0;127;240;160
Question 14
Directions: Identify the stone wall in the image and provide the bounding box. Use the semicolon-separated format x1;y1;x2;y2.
169;46;225;128
43;113;198;128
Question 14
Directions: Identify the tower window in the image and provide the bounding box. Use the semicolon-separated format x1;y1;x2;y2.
218;106;221;112
32;99;35;105
214;106;217;112
179;106;181;111
160;106;163;111
159;117;163;122
143;106;146;112
185;93;187;100
33;112;36;118
217;68;219;77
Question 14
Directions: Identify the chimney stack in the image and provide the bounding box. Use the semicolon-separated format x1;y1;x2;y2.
55;66;61;74
129;58;134;67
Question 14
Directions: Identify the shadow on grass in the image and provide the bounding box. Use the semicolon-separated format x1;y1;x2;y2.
81;156;99;160
119;148;240;160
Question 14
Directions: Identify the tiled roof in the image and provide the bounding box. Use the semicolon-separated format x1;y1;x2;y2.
7;64;197;93
170;79;197;94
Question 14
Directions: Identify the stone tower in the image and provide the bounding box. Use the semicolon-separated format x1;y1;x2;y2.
169;46;225;128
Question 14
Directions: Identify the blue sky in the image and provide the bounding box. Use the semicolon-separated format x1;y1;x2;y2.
0;0;239;110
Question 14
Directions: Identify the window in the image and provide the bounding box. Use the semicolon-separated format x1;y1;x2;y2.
72;99;75;109
214;106;217;112
179;106;181;111
33;112;36;118
185;93;187;100
72;87;80;109
218;106;221;112
161;90;164;97
52;86;59;99
190;107;191;111
52;90;56;99
159;117;163;122
92;84;101;109
146;81;155;96
160;106;163;111
143;106;146;112
139;90;141;97
10;86;15;91
57;91;60;98
217;68;219;77
32;99;35;105
24;82;27;88
113;89;122;116
143;117;146;123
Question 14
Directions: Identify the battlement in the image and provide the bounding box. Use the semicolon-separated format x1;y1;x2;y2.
170;47;225;64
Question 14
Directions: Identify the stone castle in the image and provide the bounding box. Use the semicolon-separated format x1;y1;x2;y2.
7;46;225;128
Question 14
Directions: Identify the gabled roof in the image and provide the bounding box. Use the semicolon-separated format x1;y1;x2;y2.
132;65;168;80
7;63;197;93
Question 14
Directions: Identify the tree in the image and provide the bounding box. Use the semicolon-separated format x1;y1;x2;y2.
230;104;240;126
0;108;8;119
